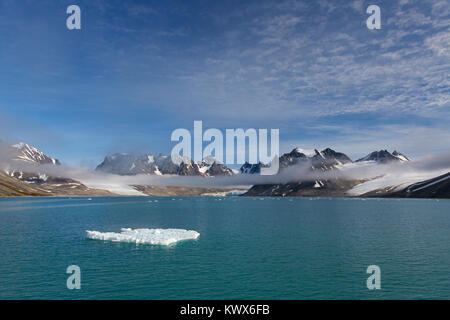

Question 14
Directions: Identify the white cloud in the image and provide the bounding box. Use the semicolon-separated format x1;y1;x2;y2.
351;0;364;12
129;0;447;126
426;32;450;57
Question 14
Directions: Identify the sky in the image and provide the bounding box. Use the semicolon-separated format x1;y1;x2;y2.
0;0;448;167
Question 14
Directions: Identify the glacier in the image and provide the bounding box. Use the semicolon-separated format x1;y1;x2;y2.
86;228;200;245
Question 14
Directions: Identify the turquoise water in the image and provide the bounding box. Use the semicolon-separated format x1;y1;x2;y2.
0;196;449;299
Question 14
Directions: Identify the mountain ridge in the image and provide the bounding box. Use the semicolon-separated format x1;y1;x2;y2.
96;152;234;177
1;139;448;198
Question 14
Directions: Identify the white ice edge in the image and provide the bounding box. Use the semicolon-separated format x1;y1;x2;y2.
86;228;200;245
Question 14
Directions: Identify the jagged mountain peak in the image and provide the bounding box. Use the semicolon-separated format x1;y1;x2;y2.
240;161;268;174
241;147;353;174
96;152;234;177
205;161;234;176
12;142;60;165
96;153;137;175
356;150;409;163
293;148;315;157
319;147;353;164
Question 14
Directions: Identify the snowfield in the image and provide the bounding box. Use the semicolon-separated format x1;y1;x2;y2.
80;179;145;196
333;159;450;196
86;228;200;245
347;170;449;195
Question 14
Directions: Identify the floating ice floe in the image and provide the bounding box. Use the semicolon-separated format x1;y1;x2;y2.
86;228;200;245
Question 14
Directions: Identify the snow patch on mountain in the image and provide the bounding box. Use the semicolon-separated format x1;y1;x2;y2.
96;152;232;177
294;148;316;157
12;142;60;165
347;169;449;196
356;150;409;163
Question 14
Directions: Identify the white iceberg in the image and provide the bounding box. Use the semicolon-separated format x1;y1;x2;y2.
86;228;200;245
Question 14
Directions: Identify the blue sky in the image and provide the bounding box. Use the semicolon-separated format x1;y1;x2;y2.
0;0;448;166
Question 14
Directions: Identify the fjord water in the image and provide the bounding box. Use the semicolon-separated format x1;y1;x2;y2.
0;197;449;300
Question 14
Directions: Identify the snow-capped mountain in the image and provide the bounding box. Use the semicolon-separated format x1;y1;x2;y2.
320;148;353;164
96;153;147;175
0;140;114;196
203;161;234;176
2;138;448;198
241;147;353;174
240;162;268;174
1;141;60;179
242;147;357;196
392;151;409;162
348;171;450;199
177;160;203;176
241;146;450;198
0;140;60;167
356;150;409;163
96;153;234;177
398;172;450;198
12;142;61;165
2;142;67;185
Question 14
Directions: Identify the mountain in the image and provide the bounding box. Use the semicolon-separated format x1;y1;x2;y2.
242;146;450;198
2;139;449;198
277;147;352;171
320;148;353;164
392;151;409;162
12;142;61;165
95;153;185;175
364;172;450;199
241;147;353;174
177;160;203;176
2;142;62;184
0;171;115;197
243;147;361;196
95;153;138;175
244;178;360;197
96;153;234;177
278;149;309;170
0;141;115;197
396;172;450;198
240;162;268;174
205;161;234;176
0;140;61;170
356;150;409;163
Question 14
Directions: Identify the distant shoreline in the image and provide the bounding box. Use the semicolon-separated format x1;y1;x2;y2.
1;195;448;199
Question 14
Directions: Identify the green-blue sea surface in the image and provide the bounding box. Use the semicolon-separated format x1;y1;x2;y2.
0;196;449;299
